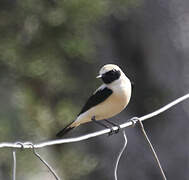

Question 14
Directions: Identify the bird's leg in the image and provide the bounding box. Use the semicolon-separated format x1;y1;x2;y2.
92;116;115;136
91;116;110;129
104;119;121;134
91;116;119;136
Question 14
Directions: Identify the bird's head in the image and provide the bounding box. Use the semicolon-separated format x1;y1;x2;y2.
96;64;123;84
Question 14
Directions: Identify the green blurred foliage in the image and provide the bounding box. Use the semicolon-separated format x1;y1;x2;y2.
0;0;141;179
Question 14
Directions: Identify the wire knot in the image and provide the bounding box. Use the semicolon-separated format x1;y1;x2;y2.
15;142;25;150
129;117;140;127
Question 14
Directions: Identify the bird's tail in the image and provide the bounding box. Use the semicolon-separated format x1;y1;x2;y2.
56;120;76;137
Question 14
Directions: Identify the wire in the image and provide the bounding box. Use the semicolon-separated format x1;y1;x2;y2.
30;143;60;180
0;93;188;180
12;150;16;180
114;130;127;180
138;119;167;180
0;93;188;149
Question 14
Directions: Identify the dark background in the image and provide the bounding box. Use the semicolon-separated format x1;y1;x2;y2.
0;0;188;179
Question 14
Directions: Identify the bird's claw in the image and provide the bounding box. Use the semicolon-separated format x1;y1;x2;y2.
108;125;121;136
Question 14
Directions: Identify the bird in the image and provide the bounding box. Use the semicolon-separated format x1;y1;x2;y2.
56;64;132;137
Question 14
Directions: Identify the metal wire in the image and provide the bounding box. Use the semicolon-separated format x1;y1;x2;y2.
0;93;188;180
114;130;127;180
27;143;60;180
0;93;188;149
138;119;167;180
12;150;16;180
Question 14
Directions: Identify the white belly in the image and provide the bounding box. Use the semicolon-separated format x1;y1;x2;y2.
74;85;131;127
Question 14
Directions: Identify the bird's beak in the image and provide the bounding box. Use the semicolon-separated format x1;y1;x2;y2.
96;74;102;78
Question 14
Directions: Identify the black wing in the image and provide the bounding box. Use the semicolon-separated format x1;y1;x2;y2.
78;87;113;116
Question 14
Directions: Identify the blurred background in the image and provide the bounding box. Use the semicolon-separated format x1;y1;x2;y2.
0;0;188;179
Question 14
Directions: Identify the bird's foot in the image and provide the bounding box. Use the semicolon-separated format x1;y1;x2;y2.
104;119;121;135
108;125;121;136
91;116;121;136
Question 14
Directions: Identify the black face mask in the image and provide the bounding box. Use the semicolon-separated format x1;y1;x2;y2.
101;69;121;84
